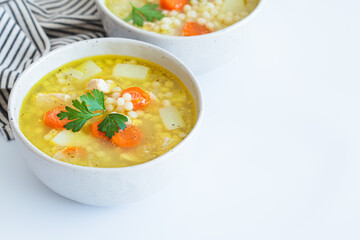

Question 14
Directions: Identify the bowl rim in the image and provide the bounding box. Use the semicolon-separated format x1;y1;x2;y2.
8;37;203;172
95;0;264;40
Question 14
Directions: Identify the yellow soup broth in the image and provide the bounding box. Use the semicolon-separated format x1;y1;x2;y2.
19;55;196;168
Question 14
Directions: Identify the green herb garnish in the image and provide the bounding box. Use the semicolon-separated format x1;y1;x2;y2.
125;2;164;27
98;113;128;138
58;89;128;138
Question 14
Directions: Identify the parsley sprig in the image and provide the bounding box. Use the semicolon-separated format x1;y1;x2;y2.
57;89;128;138
125;2;164;27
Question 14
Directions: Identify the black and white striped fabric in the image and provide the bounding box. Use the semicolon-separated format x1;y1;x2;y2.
0;0;105;140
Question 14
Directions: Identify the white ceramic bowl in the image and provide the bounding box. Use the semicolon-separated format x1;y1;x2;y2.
8;38;202;206
95;0;263;74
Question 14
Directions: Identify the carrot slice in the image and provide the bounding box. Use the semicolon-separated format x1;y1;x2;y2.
90;120;108;139
111;125;142;148
44;106;71;129
60;147;86;160
121;87;150;110
62;146;84;156
182;22;211;36
160;0;188;11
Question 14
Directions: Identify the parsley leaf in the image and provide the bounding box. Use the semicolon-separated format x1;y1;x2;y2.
125;2;164;27
125;5;144;27
98;113;128;139
80;89;105;112
57;89;128;137
58;99;101;132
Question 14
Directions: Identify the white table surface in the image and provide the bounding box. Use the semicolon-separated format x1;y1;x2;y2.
1;0;360;239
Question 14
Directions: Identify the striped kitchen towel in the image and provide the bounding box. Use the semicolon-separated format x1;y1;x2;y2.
0;0;105;140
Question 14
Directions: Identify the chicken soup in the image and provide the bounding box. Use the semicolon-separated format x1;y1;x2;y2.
105;0;259;36
19;55;196;168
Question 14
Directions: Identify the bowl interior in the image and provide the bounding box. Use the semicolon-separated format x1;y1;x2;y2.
9;38;202;167
95;0;263;39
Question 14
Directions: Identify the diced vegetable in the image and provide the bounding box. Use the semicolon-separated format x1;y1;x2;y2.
160;0;188;11
76;60;102;81
53;147;85;161
51;130;91;146
66;68;83;79
87;78;110;93
113;63;149;80
111;125;142;148
44;129;59;141
90;120;108;139
121;87;151;110
182;22;211;36
56;68;84;82
221;0;246;13
36;93;70;105
159;106;185;130
44;106;71;129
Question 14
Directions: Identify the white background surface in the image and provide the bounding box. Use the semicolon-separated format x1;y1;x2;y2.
1;0;360;239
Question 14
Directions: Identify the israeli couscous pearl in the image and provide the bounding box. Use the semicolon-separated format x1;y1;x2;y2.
197;18;206;25
183;5;191;13
202;11;210;19
211;9;218;15
160;24;170;31
224;16;233;25
165;92;173;97
162;17;172;24
218;13;226;21
111;92;120;98
149;92;158;101
206;22;215;30
179;132;187;138
116;105;124;113
124;101;133;111
144;22;155;28
105;97;115;104
162;99;171;107
128;111;138;118
206;2;215;9
117;97;125;106
173;19;181;26
234;15;242;22
122;93;132;101
169;10;177;16
106;104;115;112
178;13;186;20
112;86;121;92
187;10;197;18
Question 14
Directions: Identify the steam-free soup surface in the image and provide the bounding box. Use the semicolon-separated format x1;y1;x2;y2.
20;55;196;168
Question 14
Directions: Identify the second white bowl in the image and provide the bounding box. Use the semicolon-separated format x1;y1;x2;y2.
8;38;203;206
95;0;264;75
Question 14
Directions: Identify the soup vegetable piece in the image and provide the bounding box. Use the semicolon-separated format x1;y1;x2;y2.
19;55;196;168
105;0;259;36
